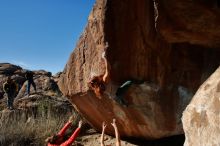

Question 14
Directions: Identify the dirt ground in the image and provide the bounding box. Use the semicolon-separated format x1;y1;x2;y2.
74;129;185;146
75;129;138;146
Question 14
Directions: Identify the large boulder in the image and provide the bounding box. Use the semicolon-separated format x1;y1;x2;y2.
59;0;220;139
182;67;220;146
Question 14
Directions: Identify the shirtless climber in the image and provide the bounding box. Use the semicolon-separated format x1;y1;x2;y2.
88;42;109;98
88;43;145;107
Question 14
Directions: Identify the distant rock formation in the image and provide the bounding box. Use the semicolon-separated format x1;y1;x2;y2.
59;0;220;140
182;67;220;146
0;63;61;99
0;63;63;109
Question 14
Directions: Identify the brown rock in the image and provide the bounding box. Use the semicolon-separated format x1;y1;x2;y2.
33;70;52;77
156;0;220;48
59;0;220;139
182;67;220;146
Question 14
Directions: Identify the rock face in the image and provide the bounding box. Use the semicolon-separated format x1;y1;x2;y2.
59;0;220;139
157;0;220;48
182;67;220;146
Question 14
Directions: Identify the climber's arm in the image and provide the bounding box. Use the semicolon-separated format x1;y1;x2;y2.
101;122;107;146
111;119;121;146
102;42;110;83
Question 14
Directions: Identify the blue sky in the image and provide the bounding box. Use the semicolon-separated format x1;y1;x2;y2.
0;0;95;74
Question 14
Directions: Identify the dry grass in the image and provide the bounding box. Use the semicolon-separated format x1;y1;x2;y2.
0;99;79;146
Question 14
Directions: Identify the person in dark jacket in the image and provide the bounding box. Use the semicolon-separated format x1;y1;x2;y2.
88;43;109;98
3;76;18;110
25;71;36;96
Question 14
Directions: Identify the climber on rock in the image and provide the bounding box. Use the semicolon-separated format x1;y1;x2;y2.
3;76;18;110
101;119;121;146
25;70;37;96
46;116;83;146
89;42;109;98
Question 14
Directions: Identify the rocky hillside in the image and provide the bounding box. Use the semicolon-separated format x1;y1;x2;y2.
58;0;220;141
